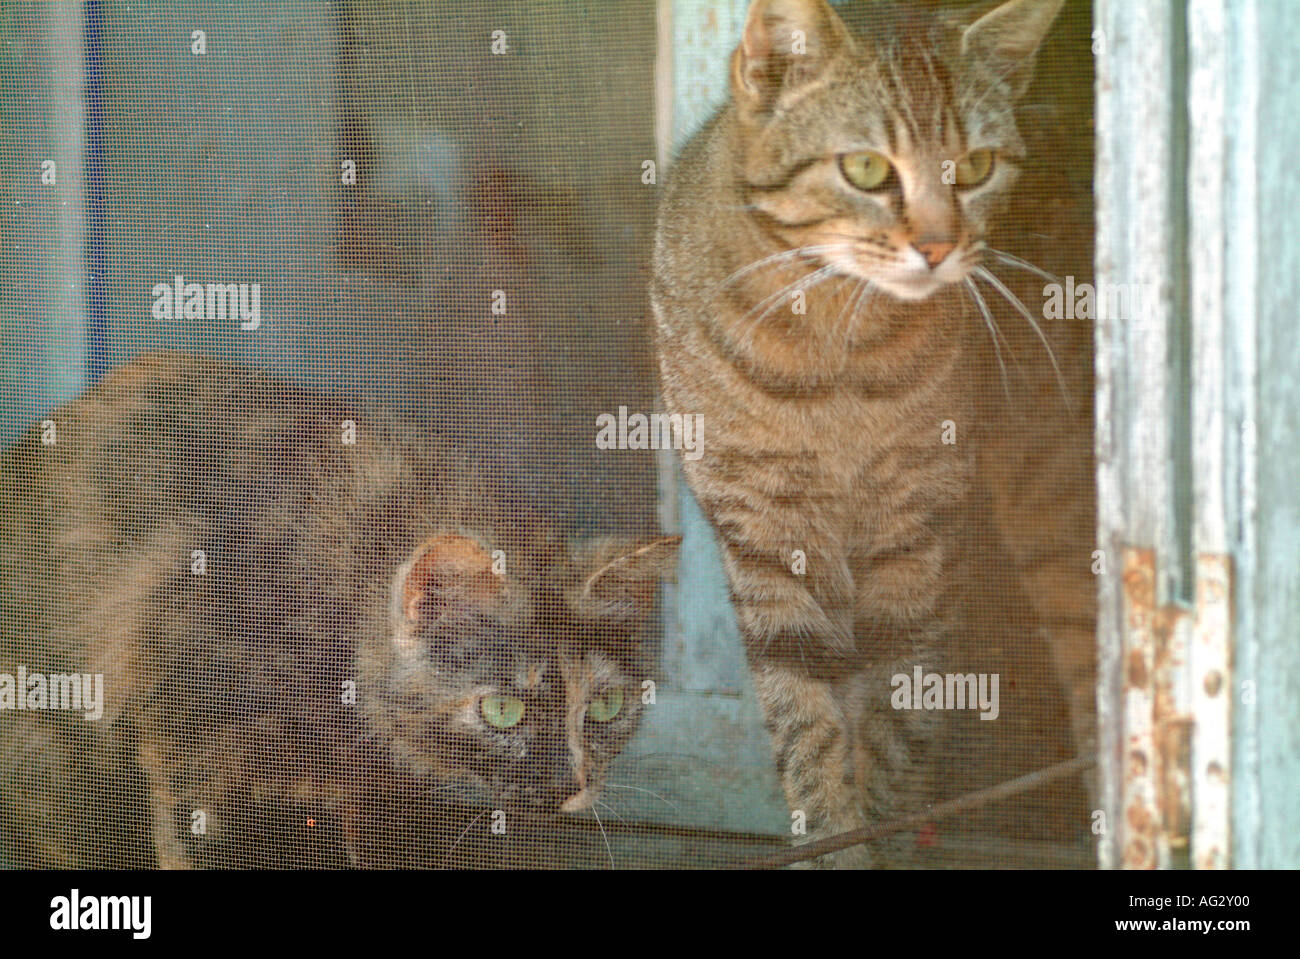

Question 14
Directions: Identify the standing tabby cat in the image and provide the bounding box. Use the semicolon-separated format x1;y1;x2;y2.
652;0;1093;866
0;352;678;868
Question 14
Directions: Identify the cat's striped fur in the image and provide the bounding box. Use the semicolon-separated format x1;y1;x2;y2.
652;0;1089;866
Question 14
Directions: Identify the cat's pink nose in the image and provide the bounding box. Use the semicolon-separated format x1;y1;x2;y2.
560;788;593;813
915;240;956;268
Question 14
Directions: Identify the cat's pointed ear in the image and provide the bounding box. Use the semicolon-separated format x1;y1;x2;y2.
732;0;850;116
960;0;1064;99
396;533;505;626
578;535;682;624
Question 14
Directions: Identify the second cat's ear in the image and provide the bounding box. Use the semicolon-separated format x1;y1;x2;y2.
732;0;850;115
578;535;682;624
960;0;1065;99
396;533;505;625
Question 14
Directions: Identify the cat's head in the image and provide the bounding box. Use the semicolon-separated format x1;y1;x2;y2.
360;530;680;814
728;0;1063;301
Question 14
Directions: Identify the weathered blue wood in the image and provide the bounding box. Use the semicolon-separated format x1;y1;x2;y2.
0;1;88;446
87;1;336;384
3;0;339;445
1185;0;1300;871
1099;0;1300;869
1240;0;1300;871
1094;0;1186;869
1217;0;1264;872
1188;0;1236;870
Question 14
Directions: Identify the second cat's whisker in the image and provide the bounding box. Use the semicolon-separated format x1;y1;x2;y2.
438;807;489;869
973;266;1074;412
605;781;681;810
592;806;615;869
595;798;630;828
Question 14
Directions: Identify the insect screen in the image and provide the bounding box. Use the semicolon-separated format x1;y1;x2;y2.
0;0;1097;870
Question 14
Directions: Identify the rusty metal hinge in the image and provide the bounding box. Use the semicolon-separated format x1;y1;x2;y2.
1118;548;1232;869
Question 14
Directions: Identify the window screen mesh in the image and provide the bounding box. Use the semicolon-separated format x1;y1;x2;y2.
1;0;1097;869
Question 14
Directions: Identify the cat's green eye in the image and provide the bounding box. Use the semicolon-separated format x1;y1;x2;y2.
954;149;995;188
587;688;624;723
839;151;894;192
480;695;525;729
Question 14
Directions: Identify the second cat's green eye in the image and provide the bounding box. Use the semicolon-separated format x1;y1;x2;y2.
587;688;624;723
481;695;525;729
954;149;995;188
839;150;893;191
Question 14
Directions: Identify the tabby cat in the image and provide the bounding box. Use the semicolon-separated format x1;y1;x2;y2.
0;352;679;868
652;0;1093;866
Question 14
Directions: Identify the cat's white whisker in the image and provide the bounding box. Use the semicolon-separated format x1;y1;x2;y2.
967;273;1024;384
605;781;680;810
438;807;489;869
853;280;878;320
983;247;1062;286
592;806;615;869
735;263;841;352
716;250;807;292
973;266;1074;412
751;263;840;322
964;277;1012;402
595;798;629;828
839;278;877;358
837;279;863;355
832;276;860;336
714;243;850;294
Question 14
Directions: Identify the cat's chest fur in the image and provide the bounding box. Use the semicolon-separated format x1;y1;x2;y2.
658;265;976;503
